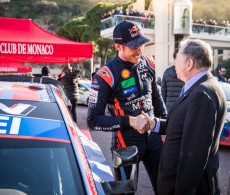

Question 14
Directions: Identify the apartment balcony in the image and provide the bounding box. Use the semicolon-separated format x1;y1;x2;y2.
100;15;155;44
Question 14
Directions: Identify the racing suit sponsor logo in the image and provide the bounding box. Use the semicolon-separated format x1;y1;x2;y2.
123;86;137;95
94;125;120;131
125;97;152;111
97;66;114;87
92;78;98;84
141;72;147;80
138;63;146;70
144;55;156;70
132;100;146;111
138;68;148;73
121;77;135;89
125;96;145;105
127;93;136;101
89;89;98;103
91;83;100;89
121;69;130;79
88;103;96;108
98;70;111;77
128;25;141;38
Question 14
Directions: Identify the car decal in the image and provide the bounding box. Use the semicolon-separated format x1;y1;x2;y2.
0;115;70;142
70;126;98;195
0;103;36;115
220;122;230;146
51;86;98;194
0;82;51;102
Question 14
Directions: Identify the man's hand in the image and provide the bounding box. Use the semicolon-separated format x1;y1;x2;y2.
141;111;156;130
129;114;150;134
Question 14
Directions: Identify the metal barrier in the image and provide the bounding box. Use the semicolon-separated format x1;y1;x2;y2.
192;23;230;36
101;15;155;30
101;15;230;39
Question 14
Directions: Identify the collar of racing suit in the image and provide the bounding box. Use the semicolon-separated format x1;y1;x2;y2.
115;54;137;69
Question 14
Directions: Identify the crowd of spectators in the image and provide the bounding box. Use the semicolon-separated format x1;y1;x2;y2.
193;18;230;35
101;6;155;29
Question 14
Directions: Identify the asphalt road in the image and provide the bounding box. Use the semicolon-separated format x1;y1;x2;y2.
77;104;230;195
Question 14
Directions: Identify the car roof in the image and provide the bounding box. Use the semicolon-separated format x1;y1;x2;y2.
0;81;52;102
0;75;70;105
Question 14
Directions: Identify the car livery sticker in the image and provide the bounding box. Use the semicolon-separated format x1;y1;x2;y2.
53;86;98;195
0;103;36;115
0;115;70;143
0;82;51;102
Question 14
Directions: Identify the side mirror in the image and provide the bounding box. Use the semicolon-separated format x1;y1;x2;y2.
101;146;138;194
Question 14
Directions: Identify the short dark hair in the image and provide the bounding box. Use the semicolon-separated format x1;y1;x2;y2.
41;66;50;76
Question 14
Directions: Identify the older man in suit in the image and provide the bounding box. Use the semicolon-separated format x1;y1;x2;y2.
142;39;227;195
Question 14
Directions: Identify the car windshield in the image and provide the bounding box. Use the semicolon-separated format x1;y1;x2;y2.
219;82;230;101
0;99;86;195
0;139;86;195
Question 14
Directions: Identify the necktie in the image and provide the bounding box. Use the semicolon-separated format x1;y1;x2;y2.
179;86;185;97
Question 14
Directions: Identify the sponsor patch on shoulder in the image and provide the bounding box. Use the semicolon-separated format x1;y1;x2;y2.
89;89;98;103
91;83;100;89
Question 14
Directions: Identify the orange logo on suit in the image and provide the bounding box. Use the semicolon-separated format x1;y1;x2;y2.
121;69;130;79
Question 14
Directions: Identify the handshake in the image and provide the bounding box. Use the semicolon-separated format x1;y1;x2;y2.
129;111;156;134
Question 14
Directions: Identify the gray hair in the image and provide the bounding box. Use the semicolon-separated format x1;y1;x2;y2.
179;39;213;68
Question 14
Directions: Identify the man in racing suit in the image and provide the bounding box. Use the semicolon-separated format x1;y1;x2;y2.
87;21;167;194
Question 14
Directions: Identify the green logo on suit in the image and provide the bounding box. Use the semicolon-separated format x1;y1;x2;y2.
121;77;136;89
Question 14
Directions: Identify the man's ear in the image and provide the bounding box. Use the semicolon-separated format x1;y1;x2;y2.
115;43;122;51
187;58;194;71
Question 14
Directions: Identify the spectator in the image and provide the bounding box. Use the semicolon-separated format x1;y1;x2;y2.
216;67;227;82
156;77;162;86
59;64;81;123
41;66;51;77
161;48;184;111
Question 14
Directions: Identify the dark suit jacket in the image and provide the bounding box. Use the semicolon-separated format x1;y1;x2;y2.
157;72;227;195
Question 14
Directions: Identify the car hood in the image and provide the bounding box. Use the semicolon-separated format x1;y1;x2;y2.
76;128;114;195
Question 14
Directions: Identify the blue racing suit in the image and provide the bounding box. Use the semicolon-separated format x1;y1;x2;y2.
87;54;167;194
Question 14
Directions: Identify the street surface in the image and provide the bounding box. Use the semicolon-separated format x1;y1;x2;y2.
77;105;230;195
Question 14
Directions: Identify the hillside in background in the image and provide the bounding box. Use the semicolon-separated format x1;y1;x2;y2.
0;0;99;31
0;0;229;30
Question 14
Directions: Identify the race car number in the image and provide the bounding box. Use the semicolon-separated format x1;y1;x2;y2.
0;116;21;135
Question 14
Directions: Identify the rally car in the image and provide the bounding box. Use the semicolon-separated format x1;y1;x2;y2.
219;81;230;146
0;78;138;195
78;79;91;105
